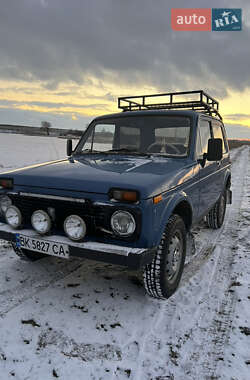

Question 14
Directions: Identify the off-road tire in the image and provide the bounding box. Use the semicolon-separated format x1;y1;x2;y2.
206;188;227;229
143;214;186;299
11;243;46;261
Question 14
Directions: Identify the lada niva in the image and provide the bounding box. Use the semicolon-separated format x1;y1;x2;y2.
0;91;232;299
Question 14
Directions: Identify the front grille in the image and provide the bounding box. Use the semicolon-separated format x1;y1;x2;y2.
9;194;107;235
7;193;141;242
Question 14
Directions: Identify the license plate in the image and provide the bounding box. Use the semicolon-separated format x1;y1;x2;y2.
16;234;69;259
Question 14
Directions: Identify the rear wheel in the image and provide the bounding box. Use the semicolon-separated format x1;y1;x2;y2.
11;243;46;261
206;189;227;229
143;214;186;299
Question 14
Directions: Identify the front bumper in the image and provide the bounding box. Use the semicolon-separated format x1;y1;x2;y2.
0;223;156;269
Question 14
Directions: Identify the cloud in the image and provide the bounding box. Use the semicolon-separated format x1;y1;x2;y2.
0;0;249;96
0;98;110;110
225;123;250;139
0;106;90;129
225;113;250;120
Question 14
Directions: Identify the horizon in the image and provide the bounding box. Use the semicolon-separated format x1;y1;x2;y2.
1;119;250;140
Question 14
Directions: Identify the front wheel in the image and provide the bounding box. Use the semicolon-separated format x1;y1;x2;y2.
143;214;186;299
206;189;227;229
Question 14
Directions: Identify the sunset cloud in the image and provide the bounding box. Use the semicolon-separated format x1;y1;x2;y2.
0;0;249;135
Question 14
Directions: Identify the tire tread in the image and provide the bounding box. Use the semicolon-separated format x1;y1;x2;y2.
143;214;186;299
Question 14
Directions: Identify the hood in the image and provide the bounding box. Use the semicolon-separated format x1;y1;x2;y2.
2;154;193;199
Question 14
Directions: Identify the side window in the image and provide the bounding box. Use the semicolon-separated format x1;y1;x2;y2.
212;122;227;153
83;124;115;151
197;120;211;157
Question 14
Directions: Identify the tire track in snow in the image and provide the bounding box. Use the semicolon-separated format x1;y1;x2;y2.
174;146;249;379
129;147;248;380
194;146;250;379
181;145;247;285
0;146;247;379
0;255;82;318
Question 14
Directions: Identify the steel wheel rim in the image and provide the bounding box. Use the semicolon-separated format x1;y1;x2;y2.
166;232;183;284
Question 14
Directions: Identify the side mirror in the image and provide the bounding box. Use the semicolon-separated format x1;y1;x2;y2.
207;138;222;161
67;139;73;156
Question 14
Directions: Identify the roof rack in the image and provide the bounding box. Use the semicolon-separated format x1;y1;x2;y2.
118;90;222;120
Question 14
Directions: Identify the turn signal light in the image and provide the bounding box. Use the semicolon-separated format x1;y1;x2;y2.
153;194;163;204
0;178;13;189
110;189;139;203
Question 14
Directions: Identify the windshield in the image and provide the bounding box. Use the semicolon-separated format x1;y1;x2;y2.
75;115;191;157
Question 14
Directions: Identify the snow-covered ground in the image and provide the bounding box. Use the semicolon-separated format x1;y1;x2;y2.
0;134;249;380
0;134;66;172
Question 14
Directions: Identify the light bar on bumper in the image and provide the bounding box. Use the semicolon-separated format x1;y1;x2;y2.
0;195;12;214
5;206;22;229
0;222;156;269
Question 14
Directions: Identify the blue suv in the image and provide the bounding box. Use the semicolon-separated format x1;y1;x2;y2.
0;91;232;299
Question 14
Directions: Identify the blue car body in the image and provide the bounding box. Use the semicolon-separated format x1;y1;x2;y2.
0;109;231;268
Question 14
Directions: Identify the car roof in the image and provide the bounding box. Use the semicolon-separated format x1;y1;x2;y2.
93;109;221;123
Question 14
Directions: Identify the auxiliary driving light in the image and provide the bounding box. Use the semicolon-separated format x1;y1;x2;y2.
110;210;136;236
5;205;22;229
31;210;52;235
64;215;86;241
0;195;12;214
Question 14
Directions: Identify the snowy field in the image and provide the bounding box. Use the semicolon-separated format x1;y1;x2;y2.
0;134;249;380
0;134;67;171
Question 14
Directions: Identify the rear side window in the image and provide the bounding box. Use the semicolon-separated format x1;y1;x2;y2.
197;120;212;157
212;121;227;153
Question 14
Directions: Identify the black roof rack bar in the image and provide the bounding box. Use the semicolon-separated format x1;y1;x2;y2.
118;90;222;120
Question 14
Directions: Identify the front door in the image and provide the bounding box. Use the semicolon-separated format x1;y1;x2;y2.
211;120;230;197
196;118;219;218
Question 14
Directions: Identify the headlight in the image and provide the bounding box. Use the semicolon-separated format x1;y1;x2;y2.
0;195;12;214
64;215;86;241
111;210;136;236
31;210;51;235
5;205;22;229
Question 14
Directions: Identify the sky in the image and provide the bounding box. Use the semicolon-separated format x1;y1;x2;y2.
0;0;250;138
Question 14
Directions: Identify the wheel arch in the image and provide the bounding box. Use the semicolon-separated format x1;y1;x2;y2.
172;200;193;231
153;192;193;246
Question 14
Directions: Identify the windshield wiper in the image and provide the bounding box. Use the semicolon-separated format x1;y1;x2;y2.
75;148;152;157
105;149;151;157
75;149;103;154
106;148;136;153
